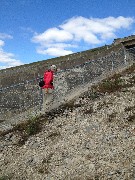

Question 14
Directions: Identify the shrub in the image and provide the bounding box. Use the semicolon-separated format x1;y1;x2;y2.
0;175;11;180
95;75;123;93
25;115;40;136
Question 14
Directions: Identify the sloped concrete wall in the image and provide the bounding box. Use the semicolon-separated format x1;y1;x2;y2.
0;44;135;131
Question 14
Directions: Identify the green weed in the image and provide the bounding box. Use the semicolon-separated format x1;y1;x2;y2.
25;115;40;136
0;175;11;180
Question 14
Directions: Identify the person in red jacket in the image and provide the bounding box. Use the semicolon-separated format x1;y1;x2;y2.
42;65;57;111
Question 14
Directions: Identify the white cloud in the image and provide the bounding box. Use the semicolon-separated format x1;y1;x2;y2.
0;48;23;69
0;33;23;70
20;27;35;33
60;16;134;41
0;33;13;39
20;27;36;39
33;28;73;43
32;16;135;57
0;40;5;47
37;47;73;56
99;16;134;29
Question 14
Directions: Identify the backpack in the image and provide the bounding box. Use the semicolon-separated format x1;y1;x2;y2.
39;79;45;87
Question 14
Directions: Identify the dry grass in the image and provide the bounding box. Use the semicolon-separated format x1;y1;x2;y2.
91;63;135;94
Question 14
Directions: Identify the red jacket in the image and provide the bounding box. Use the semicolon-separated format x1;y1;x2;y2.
42;70;54;89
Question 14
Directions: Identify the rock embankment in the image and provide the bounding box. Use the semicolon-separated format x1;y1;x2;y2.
0;64;135;180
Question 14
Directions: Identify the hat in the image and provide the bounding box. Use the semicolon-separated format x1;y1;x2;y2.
50;65;57;71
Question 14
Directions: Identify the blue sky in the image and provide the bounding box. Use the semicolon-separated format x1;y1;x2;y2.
0;0;135;69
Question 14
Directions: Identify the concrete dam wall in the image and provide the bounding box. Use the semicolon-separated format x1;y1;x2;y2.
0;43;135;132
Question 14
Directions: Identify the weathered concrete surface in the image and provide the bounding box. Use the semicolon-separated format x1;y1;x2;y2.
0;43;135;133
113;35;135;46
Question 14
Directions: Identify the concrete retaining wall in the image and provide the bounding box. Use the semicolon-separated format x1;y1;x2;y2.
0;44;135;132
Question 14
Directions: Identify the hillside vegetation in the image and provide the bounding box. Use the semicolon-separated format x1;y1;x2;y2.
0;63;135;180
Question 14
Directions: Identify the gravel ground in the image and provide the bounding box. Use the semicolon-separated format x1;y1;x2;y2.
0;66;135;180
